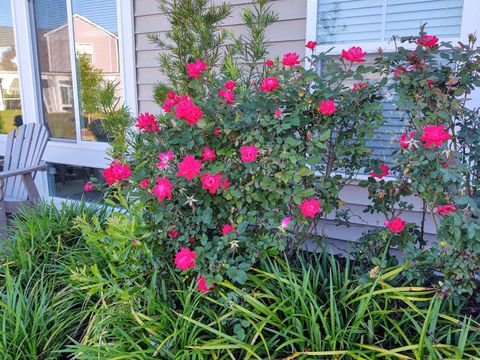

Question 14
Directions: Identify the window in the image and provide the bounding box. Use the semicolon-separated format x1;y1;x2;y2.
48;163;103;201
32;0;121;143
28;0;128;200
0;0;22;134
76;43;93;63
60;80;73;105
310;0;467;164
0;0;135;203
33;0;120;199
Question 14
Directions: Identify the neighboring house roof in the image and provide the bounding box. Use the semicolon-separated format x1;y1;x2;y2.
43;14;118;40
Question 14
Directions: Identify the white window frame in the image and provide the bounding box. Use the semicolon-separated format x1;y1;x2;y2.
3;0;137;202
305;0;480;182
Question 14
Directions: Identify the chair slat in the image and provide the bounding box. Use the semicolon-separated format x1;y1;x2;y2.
13;124;35;199
17;124;46;200
5;125;27;198
32;127;49;166
3;130;15;171
26;124;42;168
3;124;49;201
2;130;15;200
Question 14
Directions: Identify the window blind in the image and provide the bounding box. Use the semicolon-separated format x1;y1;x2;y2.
317;0;464;44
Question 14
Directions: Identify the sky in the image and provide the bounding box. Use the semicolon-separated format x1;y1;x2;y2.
0;1;13;27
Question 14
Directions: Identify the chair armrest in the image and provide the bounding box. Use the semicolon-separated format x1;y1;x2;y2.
0;163;47;180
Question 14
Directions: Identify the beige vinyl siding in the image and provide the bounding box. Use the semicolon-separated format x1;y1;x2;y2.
134;0;307;113
133;0;437;247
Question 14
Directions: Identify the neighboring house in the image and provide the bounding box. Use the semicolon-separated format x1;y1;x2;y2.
40;14;120;115
0;0;479;244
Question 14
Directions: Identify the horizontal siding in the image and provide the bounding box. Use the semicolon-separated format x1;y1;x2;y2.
334;183;436;235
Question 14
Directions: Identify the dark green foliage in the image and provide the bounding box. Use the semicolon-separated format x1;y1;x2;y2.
0;268;86;360
0;201;109;359
1;201;480;359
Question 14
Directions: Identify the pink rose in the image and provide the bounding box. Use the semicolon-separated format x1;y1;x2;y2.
152;177;173;202
175;247;197;271
274;108;282;118
140;179;150;188
280;216;292;229
200;173;222;194
318;100;336;115
282;52;300;67
299;198;321;218
384;217;407;233
435;204;457;215
84;181;94;192
202;147;216;161
197;275;215;293
175;97;203;125
224;80;236;91
265;59;274;67
103;161;132;185
186;59;207;78
221;224;236;236
135;113;159;133
341;46;366;63
157;149;174;169
218;89;235;104
352;82;367;92
420;125;451;148
393;66;407;80
306;40;317;49
239;145;259;163
177;155;202;181
399;132;415;149
260;77;279;92
167;228;178;238
417;35;439;47
221;178;231;191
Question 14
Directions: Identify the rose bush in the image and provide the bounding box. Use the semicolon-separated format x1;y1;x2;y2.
89;42;383;289
87;6;479;303
358;29;480;303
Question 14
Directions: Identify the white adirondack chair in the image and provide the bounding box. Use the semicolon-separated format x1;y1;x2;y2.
0;123;49;227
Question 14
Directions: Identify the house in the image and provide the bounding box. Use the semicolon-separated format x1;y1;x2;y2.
1;0;479;245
